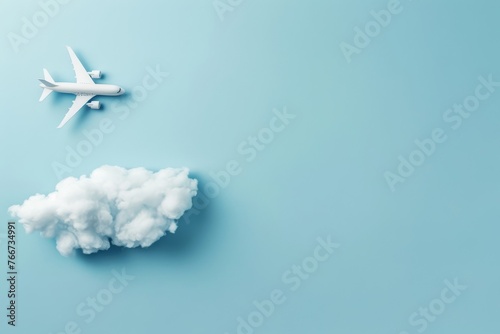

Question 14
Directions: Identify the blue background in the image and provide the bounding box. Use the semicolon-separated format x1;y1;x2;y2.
0;0;499;333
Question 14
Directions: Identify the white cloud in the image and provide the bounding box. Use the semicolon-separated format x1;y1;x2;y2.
9;166;198;256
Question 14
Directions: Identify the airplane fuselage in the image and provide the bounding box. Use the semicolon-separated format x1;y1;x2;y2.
39;46;126;127
47;82;124;96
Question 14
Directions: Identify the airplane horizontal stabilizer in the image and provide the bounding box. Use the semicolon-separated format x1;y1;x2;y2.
39;88;53;102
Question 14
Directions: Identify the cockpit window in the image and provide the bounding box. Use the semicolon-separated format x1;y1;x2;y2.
117;88;122;93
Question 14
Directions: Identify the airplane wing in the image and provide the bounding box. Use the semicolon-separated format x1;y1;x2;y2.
57;94;95;128
66;46;94;84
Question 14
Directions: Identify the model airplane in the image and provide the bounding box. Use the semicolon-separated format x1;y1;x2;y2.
39;46;125;128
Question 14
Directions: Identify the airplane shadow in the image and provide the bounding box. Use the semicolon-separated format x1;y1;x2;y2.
67;93;131;131
50;90;73;105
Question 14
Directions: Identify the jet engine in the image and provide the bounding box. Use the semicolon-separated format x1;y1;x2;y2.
86;101;101;109
88;70;102;79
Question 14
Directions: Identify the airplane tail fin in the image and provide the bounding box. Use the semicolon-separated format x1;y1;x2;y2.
38;79;56;87
39;69;56;102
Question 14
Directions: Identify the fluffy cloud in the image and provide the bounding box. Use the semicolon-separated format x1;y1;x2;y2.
9;166;198;256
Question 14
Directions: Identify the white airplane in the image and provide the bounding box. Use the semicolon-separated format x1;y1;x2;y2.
39;46;125;128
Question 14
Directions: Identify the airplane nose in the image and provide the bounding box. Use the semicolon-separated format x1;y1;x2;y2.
120;88;125;95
